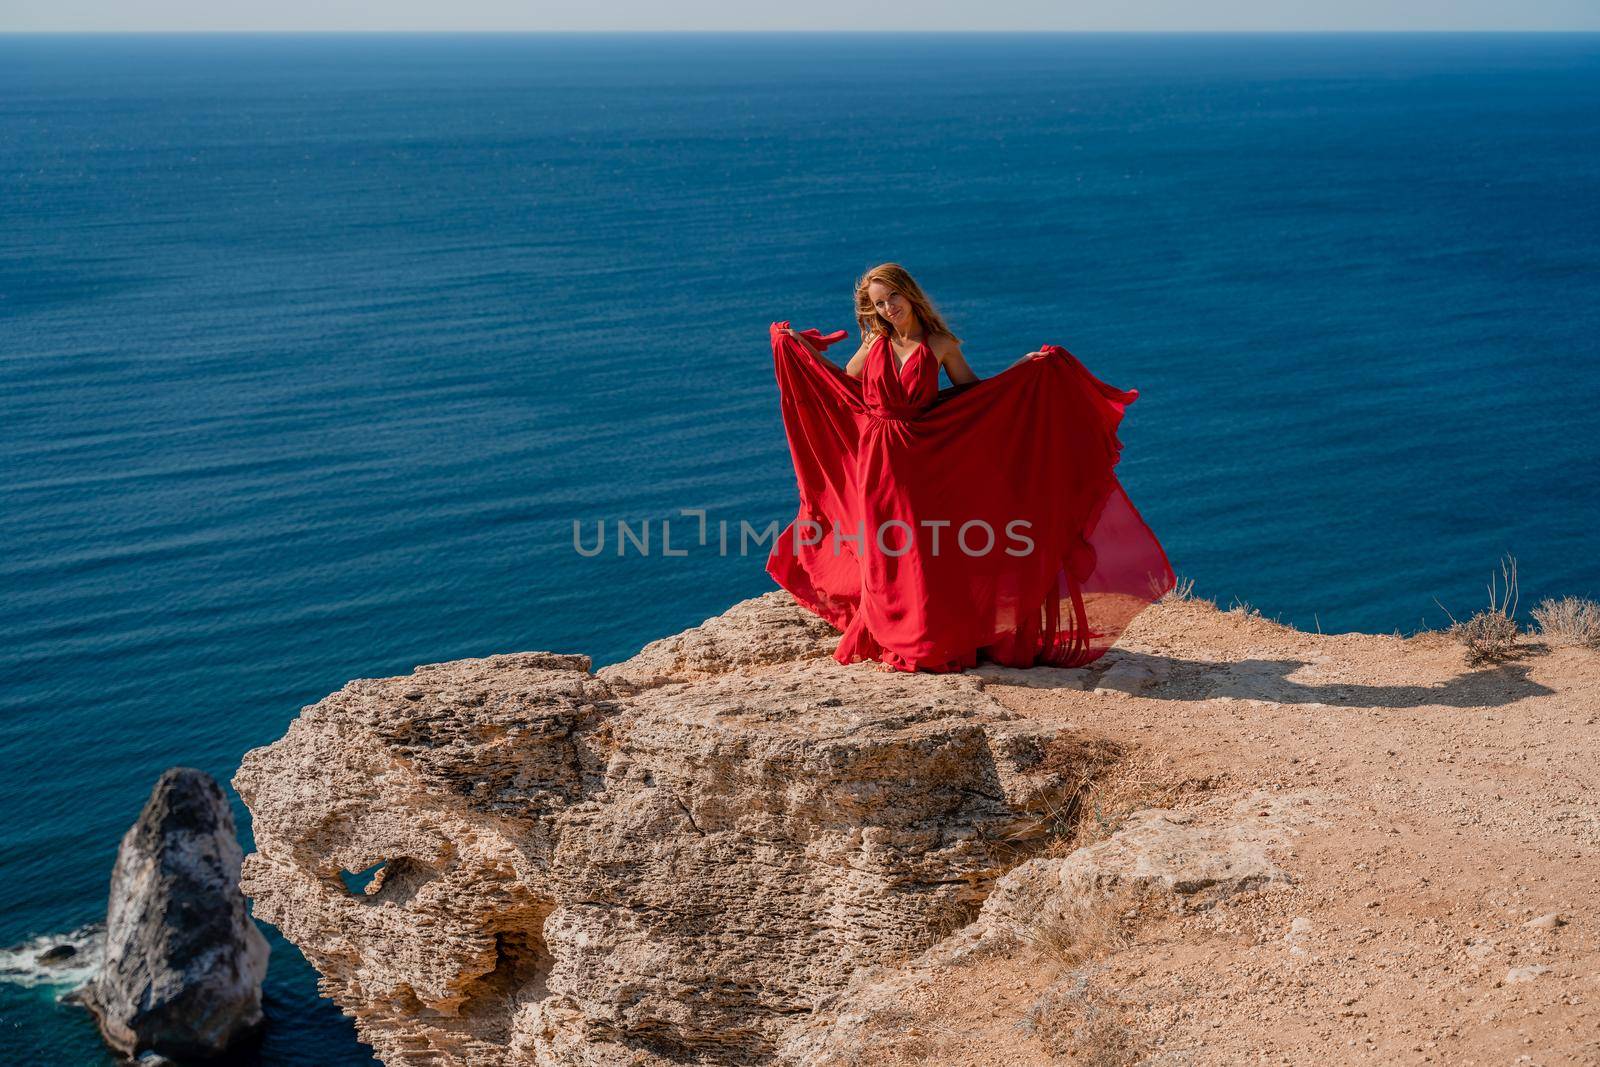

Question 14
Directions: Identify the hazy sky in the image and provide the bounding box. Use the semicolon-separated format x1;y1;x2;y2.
4;0;1598;33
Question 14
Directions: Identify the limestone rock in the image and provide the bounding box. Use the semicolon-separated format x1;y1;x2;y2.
968;664;1091;690
777;789;1325;1063
1057;808;1289;897
71;767;269;1061
597;591;840;693
1091;654;1172;697
234;613;1103;1066
975;789;1328;957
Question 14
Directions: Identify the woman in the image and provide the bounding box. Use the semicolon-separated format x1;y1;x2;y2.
768;263;1174;674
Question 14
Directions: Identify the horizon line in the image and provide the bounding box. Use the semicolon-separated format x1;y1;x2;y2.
3;28;1598;35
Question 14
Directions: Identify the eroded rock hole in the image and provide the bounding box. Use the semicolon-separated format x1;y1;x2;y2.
471;929;549;999
338;860;386;895
453;902;558;1032
338;857;438;904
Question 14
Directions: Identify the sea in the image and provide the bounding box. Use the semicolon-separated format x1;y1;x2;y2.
2;31;1596;1063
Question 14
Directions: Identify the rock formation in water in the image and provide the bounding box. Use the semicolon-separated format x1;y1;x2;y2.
71;766;270;1061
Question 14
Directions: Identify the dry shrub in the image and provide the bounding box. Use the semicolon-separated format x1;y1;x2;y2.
1159;574;1220;611
1006;886;1146;968
1019;971;1149;1066
992;740;1216;901
1161;575;1198;602
1035;734;1128;781
993;735;1127;857
1453;609;1521;665
1044;748;1220;858
1437;554;1524;666
1225;596;1261;618
926;894;986;942
1531;595;1600;648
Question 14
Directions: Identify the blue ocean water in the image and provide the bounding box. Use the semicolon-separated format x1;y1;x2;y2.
1;31;1596;1062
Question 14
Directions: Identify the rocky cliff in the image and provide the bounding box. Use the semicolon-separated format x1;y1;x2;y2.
235;590;1600;1065
233;594;1111;1064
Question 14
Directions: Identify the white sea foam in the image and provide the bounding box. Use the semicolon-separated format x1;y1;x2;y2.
0;923;105;995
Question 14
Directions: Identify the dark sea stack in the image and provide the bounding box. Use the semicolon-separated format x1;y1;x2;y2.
73;767;270;1061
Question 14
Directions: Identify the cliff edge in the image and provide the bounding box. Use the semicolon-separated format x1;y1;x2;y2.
234;591;1600;1065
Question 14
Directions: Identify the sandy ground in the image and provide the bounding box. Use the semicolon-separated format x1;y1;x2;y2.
838;596;1600;1066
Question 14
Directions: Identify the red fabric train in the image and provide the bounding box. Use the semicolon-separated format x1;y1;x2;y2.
766;321;1175;673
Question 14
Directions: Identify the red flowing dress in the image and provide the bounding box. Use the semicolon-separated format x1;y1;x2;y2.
766;321;1175;674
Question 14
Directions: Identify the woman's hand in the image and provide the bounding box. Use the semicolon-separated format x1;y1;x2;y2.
779;326;850;356
1009;348;1048;369
780;327;820;356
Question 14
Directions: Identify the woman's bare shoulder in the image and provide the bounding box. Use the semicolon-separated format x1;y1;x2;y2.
928;332;963;359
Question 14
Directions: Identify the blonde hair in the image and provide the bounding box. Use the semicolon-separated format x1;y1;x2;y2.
854;263;962;345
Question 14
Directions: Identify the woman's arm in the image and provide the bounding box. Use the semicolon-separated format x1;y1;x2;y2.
844;339;870;379
779;325;870;379
931;334;981;386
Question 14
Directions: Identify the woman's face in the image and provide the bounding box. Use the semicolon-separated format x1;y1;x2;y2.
867;281;916;334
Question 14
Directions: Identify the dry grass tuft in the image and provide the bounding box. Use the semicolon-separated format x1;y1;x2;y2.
1159;573;1223;613
1018;970;1150;1065
1531;595;1600;648
1221;595;1299;632
1005;886;1148;968
1436;554;1524;666
926;894;986;942
1225;595;1261;618
1161;575;1199;602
